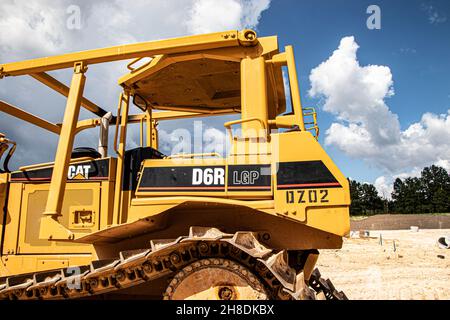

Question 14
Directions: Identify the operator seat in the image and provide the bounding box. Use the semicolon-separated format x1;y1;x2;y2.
123;147;166;191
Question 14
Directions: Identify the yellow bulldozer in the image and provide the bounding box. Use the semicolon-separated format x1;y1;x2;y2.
0;30;350;300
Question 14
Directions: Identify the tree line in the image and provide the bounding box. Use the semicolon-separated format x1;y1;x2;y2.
349;165;450;215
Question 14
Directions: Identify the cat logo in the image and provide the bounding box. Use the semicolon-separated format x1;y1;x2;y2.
68;165;91;180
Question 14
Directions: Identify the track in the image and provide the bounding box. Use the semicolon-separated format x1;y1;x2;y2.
0;227;346;300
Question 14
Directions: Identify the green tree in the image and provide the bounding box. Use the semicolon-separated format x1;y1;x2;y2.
392;177;425;213
348;179;384;215
420;165;450;213
391;165;450;214
360;183;384;214
349;179;363;215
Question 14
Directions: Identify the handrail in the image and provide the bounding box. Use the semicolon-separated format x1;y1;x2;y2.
285;46;306;131
303;107;319;140
74;118;101;134
223;117;266;141
113;93;124;154
140;116;145;147
127;57;153;72
167;152;222;159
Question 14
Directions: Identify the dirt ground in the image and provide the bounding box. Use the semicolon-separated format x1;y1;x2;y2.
316;229;450;300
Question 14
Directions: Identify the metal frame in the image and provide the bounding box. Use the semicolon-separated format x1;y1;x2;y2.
0;30;256;77
0;100;61;134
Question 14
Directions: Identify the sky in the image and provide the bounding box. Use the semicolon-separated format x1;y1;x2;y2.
0;0;449;198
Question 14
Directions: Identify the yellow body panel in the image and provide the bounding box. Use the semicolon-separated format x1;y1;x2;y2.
1;183;21;256
1;255;94;276
18;182;100;254
272;131;350;235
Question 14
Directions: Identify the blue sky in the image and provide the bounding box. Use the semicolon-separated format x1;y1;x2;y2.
255;0;450;183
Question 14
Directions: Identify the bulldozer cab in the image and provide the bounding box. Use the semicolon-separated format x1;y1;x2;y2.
117;35;289;197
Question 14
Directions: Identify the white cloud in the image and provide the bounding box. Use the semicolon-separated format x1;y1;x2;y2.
203;127;227;155
421;3;447;25
0;0;270;169
309;36;399;148
374;176;391;199
374;168;422;200
185;0;270;34
375;158;450;199
435;159;450;172
309;36;450;196
156;126;228;157
399;48;417;55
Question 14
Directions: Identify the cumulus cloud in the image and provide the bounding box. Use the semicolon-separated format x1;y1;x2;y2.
157;126;228;157
374;168;422;200
309;36;399;148
309;36;450;197
186;0;270;34
203;127;228;155
0;0;270;169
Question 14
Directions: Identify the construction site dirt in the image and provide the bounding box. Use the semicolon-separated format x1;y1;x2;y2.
317;228;450;300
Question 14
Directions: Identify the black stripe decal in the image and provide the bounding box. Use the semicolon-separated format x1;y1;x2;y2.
228;164;271;191
277;161;341;190
10;159;110;182
138;166;226;192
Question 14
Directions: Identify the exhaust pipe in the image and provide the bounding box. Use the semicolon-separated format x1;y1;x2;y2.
98;112;113;158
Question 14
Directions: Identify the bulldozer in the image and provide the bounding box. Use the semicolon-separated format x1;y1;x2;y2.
0;30;350;300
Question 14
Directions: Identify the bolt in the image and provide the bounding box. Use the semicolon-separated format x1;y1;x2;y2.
262;233;271;241
89;278;99;289
115;270;126;282
142;262;153;274
198;242;209;254
218;286;234;300
244;30;256;41
170;253;181;264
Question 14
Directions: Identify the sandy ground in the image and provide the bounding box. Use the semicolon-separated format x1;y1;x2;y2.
316;229;450;300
